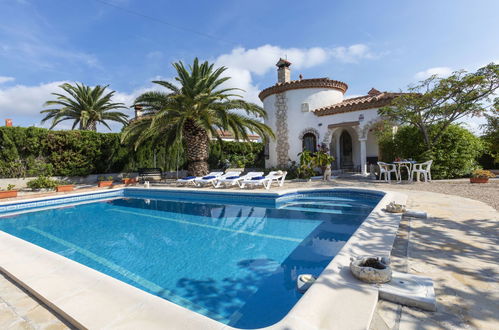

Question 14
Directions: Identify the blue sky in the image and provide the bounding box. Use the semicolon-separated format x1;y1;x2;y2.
0;0;498;131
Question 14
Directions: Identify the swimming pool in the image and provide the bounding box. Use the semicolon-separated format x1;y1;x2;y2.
0;188;384;328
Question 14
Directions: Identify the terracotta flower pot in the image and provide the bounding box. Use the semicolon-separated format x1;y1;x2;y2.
0;190;18;199
122;178;136;185
56;185;74;192
470;177;489;183
98;181;113;187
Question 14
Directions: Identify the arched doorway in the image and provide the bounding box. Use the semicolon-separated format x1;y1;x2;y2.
340;130;353;169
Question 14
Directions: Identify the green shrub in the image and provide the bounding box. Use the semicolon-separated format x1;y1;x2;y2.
0;127;265;178
378;125;483;179
208;141;264;169
26;176;58;190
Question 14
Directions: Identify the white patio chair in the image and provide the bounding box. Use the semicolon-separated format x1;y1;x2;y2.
195;171;239;187
240;171;287;190
411;160;433;182
213;172;264;188
377;162;398;183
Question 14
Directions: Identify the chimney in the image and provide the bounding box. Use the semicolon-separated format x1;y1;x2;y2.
276;58;291;83
133;105;143;119
5;119;12;127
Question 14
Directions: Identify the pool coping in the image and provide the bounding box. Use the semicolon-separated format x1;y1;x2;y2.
0;187;406;330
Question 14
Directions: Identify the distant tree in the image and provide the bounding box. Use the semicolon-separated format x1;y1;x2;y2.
41;83;128;131
122;58;275;176
481;107;499;164
379;63;499;151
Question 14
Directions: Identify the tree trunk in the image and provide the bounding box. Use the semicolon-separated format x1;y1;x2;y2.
183;119;210;176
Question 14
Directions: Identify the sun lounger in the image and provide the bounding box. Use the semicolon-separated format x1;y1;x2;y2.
213;172;264;188
176;175;200;185
194;171;234;187
240;171;287;190
176;171;223;185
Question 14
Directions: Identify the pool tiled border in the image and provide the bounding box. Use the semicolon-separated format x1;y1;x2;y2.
0;189;123;214
0;187;406;330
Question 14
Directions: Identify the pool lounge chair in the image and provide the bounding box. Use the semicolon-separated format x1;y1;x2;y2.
240;171;287;190
195;171;239;187
213;172;264;188
176;171;223;185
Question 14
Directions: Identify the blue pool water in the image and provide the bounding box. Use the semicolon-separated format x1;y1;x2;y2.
0;190;382;328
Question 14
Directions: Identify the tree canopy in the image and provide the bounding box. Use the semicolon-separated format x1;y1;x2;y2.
122;58;274;175
41;83;128;131
379;63;498;150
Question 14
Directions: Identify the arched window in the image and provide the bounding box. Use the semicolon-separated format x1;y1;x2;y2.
302;133;317;152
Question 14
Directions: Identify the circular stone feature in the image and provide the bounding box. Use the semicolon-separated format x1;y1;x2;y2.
350;256;392;284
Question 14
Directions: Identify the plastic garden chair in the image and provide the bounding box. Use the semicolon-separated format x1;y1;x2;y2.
377;162;398;183
411;160;433;182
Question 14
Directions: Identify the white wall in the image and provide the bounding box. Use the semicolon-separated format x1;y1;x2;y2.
263;86;383;168
264;88;345;167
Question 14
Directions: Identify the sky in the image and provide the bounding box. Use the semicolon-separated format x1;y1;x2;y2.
0;0;498;132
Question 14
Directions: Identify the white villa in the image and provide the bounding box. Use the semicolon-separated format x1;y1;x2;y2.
260;59;402;175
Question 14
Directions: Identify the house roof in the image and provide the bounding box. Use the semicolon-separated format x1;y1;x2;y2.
215;130;260;141
258;78;349;101
313;90;404;117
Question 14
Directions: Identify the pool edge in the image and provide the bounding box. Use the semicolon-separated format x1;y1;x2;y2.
0;187;405;330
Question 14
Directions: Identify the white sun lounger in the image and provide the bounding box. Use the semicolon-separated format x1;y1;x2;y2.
213;172;264;188
195;171;239;187
177;171;223;185
240;171;287;190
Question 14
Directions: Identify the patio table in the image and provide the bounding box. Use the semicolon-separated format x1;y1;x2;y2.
393;160;417;183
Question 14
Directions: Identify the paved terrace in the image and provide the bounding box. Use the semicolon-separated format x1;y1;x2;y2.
0;179;498;329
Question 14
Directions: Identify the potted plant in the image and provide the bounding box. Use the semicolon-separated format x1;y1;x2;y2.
26;176;58;191
56;180;75;192
295;151;316;181
470;169;495;183
98;176;114;187
0;184;18;199
122;174;136;185
312;149;335;174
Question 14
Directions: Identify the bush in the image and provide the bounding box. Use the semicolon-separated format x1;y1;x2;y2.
378;125;483;179
26;176;58;190
0;127;265;178
208;141;264;169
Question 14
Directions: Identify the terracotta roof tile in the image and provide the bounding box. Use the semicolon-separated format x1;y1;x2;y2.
313;91;404;117
215;130;260;141
259;78;348;101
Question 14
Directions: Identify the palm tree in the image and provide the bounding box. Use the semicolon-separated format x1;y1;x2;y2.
122;58;275;176
41;83;128;131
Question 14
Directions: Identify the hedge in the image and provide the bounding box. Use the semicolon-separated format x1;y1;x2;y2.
0;126;264;178
378;124;484;179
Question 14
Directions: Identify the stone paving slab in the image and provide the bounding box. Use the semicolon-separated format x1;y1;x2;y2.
371;190;499;330
0;273;69;330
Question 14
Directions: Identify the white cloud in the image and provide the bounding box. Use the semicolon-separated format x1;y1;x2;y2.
213;43;379;103
0;76;15;84
0;81;137;131
415;67;453;80
0;43;382;130
0;81;66;116
330;44;376;63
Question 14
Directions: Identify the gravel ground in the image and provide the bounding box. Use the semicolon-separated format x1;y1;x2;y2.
335;178;499;211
